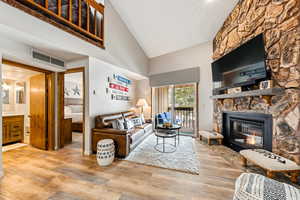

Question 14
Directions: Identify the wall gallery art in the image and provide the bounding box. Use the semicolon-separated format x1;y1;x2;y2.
106;74;131;102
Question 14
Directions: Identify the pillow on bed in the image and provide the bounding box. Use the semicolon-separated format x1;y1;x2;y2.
69;105;83;113
64;106;72;115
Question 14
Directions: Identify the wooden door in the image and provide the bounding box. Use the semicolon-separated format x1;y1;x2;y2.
30;74;47;150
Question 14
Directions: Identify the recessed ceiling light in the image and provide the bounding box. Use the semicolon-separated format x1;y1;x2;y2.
206;0;215;2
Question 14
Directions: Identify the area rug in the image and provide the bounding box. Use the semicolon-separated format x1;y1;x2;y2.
124;134;200;174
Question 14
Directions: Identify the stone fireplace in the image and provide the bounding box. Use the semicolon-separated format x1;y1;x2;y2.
212;0;300;164
223;112;273;152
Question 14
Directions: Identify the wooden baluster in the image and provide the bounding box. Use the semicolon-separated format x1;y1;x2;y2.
69;0;72;22
94;9;97;35
45;0;48;9
78;0;82;27
100;14;104;40
58;0;62;16
87;3;90;32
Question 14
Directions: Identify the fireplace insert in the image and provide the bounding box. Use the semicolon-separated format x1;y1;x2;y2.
222;112;272;151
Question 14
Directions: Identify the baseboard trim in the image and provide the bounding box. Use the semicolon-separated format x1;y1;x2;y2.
84;149;92;156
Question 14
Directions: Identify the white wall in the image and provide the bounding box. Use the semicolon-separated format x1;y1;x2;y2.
86;57;140;154
149;42;214;131
135;79;152;119
105;0;149;76
89;58;137;119
0;37;65;72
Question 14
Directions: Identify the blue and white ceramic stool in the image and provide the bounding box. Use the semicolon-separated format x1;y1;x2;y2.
97;139;115;166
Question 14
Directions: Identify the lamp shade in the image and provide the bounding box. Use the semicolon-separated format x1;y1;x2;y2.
136;98;148;107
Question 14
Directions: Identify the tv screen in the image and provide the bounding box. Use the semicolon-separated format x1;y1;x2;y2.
212;34;267;90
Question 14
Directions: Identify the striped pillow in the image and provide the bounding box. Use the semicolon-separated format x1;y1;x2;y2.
234;173;300;200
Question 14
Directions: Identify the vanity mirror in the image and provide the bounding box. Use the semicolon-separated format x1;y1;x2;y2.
16;81;26;104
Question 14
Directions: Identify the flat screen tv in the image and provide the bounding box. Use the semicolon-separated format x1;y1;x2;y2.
212;34;268;90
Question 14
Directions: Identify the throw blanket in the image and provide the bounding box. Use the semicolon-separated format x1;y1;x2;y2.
234;173;300;200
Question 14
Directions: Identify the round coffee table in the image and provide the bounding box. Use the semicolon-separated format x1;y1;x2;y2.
156;124;181;144
154;131;177;153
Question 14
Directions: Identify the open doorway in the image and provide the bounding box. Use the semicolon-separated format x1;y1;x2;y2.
1;60;55;152
58;68;85;153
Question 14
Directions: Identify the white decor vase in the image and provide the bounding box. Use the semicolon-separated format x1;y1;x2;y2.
97;139;115;167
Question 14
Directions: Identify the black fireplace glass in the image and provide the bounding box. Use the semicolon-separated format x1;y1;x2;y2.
230;118;264;148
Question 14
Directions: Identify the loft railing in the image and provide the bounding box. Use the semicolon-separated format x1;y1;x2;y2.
17;0;104;47
168;107;195;129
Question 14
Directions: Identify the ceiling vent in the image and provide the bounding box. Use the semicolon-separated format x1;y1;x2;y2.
32;50;65;68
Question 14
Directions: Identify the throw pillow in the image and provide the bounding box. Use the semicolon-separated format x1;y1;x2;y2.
131;117;143;127
112;121;118;129
116;119;125;130
112;119;125;130
124;119;134;130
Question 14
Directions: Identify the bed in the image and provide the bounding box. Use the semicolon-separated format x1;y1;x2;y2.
65;98;83;132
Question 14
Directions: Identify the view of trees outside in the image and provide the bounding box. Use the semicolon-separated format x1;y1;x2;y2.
174;85;195;107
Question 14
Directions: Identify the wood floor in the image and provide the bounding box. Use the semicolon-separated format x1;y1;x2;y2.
0;133;243;200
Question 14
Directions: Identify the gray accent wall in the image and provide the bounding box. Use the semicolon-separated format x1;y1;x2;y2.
149;67;200;87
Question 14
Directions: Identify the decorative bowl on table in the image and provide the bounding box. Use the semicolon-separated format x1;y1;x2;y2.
163;122;172;128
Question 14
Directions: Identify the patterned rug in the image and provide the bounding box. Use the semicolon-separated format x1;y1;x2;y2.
124;134;200;174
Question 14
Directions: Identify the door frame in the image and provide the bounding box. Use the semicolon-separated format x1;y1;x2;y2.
2;59;56;150
58;67;85;153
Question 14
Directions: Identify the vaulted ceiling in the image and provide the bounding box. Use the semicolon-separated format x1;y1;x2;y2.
109;0;239;58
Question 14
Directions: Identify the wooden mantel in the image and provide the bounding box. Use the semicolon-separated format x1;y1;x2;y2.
210;88;285;99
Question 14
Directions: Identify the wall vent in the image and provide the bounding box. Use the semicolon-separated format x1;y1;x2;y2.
32;50;65;67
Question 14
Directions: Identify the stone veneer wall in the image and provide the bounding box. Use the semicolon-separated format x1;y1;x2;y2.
213;0;300;163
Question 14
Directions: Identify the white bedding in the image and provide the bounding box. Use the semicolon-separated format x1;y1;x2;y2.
65;105;83;123
65;113;83;123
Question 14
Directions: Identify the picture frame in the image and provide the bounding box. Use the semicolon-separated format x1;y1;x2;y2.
260;80;273;90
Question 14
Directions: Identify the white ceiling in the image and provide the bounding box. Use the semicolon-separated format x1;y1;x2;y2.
109;0;238;58
2;64;42;80
0;24;86;62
